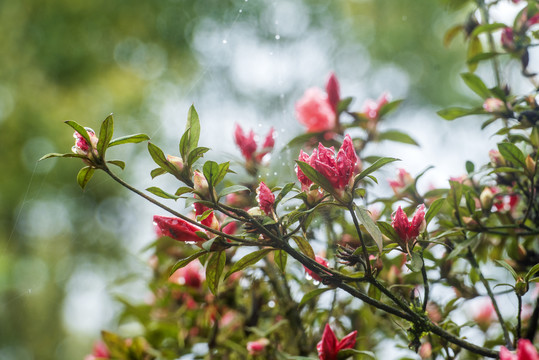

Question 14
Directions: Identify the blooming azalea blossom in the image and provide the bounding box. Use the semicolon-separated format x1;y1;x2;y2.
316;324;357;360
256;182;275;216
296;134;358;193
500;339;539;360
234;124;275;163
296;83;337;133
153;215;206;243
391;205;426;246
304;255;330;282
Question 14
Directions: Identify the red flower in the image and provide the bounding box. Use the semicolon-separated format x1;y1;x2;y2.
316;324;357;360
304;255;329;282
256;182;275;216
500;339;539;360
234;124;275;162
295;87;336;133
296;134;358;192
391;205;426;244
153;215;205;243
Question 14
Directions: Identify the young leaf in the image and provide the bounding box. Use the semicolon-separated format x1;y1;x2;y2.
353;157;399;188
225;248;272;279
146;186;180;200
377;130;418;146
108;133;150;147
274;182;295;207
203;160;220;187
170;250;208;275
274;250;287;273
377;99;403;118
65;120;91;145
461;73;491;99
425;198;445;225
77;166;95;189
465;160;475;174
355;205;383;253
299;288;332;307
497;142;526;168
220;185;250;198
39;153;88;161
187;146;210;166
292;236;315;260
107;160;125;170
150;167;167;179
495;260;518;280
175;187;194;196
186;105;201;152
337;97;353;113
437;107;484;120
215;162;230;186
148;142;178;174
525;263;539;282
377;221;400;243
467;36;483;72
407;252;424;272
206;251;226;295
471;22;507;37
97;114;114;157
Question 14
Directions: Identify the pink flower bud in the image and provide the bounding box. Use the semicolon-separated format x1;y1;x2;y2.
295;88;336;133
419;342;432;359
246;338;270;355
501;27;515;51
483;98;505;113
84;341;110;360
473;299;494;330
391;204;426;244
72;128;98;156
194;201;220;230
500;339;539;360
362;92;390;121
304;255;329;282
153;215;206;243
166;154;184;171
256;182;275;216
388;168;414;195
489;149;505;167
317;324;357;360
234;124;257;160
193;170;210;198
325;72;340;113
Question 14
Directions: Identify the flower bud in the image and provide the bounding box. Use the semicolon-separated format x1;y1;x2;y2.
515;278;529;296
166;155;184;172
72;128;99;157
419;342;432;359
246;338;270;356
501;27;515;51
247;206;263;216
325;72;340;113
256;182;275;216
480;187;494;211
526;155;536;176
193;170;210;199
482;98;504;113
489;150;505;167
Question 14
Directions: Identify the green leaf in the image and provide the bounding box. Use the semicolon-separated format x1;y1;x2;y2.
296;161;336;196
39;153;88;161
464;190;476;213
215;162;230;186
274;250;287;273
203;160;220;187
225;248;272;279
356;205;383;253
378;99;403;118
187;146;210;166
377;221;400;243
108;133;150;147
219;185;250;198
471;23;507;37
377;130;418;146
495;260;518;281
444;24;463;47
448;181;463;210
175;187;194;196
146;186;180;200
65;120;91;145
338;349;375;359
467;36;483;72
274;182;295;207
353;157;400;188
525;263;539;282
292;236;315;260
337;97;353;113
531;126;539;148
170;250;208;275
97;114;114;157
498;142;526;168
425;198;445;225
186;105;201;152
206;251;226;295
465;160;475;174
467;52;502;66
407;252;423;272
147;142;178;174
437;107;484;120
488;167;524;175
77;166;95;189
299;288;332;307
150;167;167;179
461;73;491;99
107;160;125;170
101;330;128;359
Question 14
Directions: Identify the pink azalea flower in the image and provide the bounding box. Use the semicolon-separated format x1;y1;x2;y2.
388;168;414;194
246;338;270;356
362;92;390;121
473;299;495;330
295;87;337;133
500;339;539;360
304;255;330;282
234;124;275;162
483;98;505;113
316;324;357;360
256;182;275;216
391;205;426;244
296;134;358;192
84;341;110;360
72;127;98;156
153;215;206;243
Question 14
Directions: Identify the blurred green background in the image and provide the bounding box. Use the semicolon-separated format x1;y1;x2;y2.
0;0;470;359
